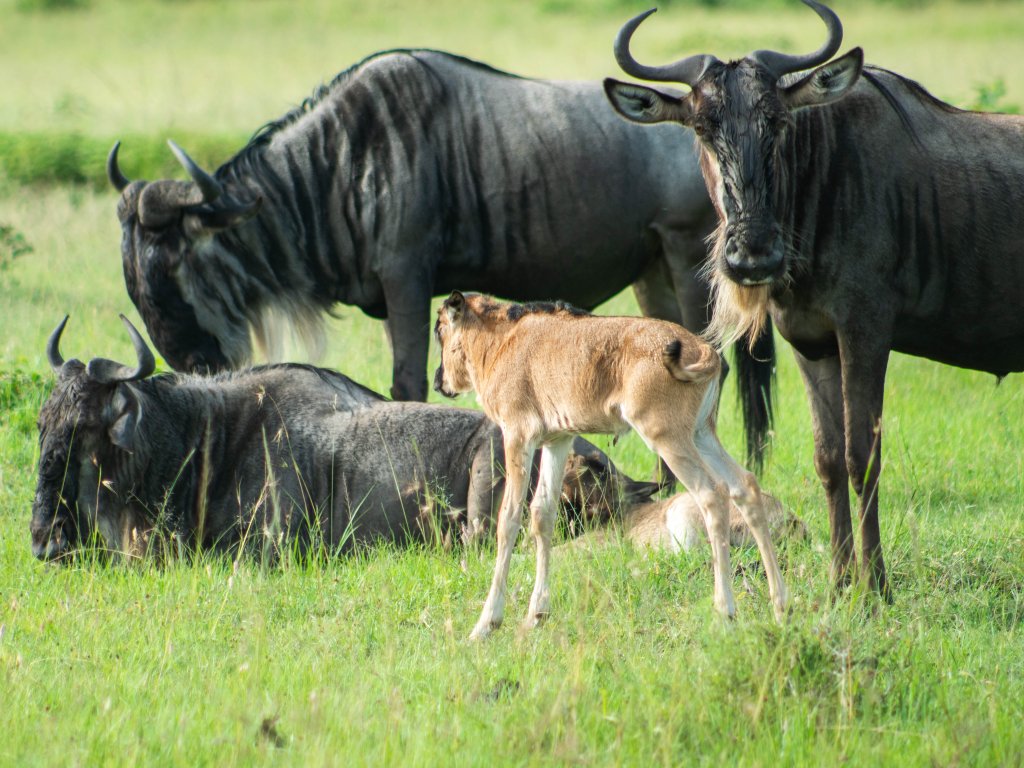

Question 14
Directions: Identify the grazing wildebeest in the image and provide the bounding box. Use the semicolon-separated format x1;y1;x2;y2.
605;0;1024;594
433;293;787;638
106;48;776;470
31;316;652;562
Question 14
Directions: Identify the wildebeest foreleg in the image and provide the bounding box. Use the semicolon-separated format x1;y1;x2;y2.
382;283;433;401
794;350;855;588
838;334;891;599
524;437;573;629
470;438;534;640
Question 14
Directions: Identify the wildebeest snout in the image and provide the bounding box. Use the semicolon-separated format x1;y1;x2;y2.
724;225;785;285
30;515;72;562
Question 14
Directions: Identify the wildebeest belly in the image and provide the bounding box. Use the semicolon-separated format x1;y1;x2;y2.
893;322;1024;377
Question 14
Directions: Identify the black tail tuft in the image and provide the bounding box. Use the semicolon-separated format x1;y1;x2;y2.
734;320;776;474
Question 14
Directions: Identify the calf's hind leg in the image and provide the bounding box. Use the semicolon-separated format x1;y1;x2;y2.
695;424;788;621
655;442;737;619
523;437;573;630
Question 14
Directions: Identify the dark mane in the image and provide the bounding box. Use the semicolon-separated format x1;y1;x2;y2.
138;363;386;402
858;65;966;152
506;300;591;322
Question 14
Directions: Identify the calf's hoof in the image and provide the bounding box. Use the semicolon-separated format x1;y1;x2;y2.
469;617;502;641
521;611;549;631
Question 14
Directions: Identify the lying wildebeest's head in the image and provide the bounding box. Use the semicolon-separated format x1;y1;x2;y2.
108;141;262;373
31;315;156;561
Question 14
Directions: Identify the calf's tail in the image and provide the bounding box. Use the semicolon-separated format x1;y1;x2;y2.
662;339;719;383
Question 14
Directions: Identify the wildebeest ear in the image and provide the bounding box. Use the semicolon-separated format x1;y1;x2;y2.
107;387;141;453
188;196;263;232
603;79;695;126
622;479;660;506
782;47;863;110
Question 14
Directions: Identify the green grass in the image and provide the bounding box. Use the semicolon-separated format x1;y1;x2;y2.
2;1;1023;765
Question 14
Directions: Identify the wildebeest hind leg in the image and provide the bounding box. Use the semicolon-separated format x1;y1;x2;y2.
837;334;892;600
523;437;573;630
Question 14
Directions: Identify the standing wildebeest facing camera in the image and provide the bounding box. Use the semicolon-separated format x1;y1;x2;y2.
31;316;654;563
107;48;778;471
433;292;788;639
605;0;1024;596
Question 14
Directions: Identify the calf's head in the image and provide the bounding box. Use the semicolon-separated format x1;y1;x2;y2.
433;291;483;399
108;140;261;374
605;0;862;340
31;315;155;561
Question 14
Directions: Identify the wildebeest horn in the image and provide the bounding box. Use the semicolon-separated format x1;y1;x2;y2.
167;139;223;203
614;8;718;86
86;315;156;384
107;142;131;192
751;0;843;78
46;315;70;372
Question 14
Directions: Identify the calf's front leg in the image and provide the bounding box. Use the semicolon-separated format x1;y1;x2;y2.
470;437;534;640
524;437;573;630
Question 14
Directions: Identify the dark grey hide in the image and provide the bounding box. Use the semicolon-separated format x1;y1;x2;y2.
606;0;1024;594
107;49;777;469
31;317;653;562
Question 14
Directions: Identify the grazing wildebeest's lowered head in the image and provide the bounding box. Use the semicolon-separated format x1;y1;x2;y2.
605;0;861;346
106;49;779;475
606;0;1024;596
109;141;264;373
31;316;651;563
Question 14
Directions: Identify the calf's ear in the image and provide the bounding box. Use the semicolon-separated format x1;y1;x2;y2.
445;290;465;323
107;387;142;453
604;79;695;126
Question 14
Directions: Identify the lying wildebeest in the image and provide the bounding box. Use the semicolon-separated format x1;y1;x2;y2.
106;47;776;470
433;293;788;639
563;487;807;554
605;0;1024;595
30;316;656;562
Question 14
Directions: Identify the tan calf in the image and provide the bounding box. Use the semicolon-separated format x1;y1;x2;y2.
433;292;788;639
564;491;807;553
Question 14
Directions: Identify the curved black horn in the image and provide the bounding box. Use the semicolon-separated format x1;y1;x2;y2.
751;0;843;78
107;141;131;192
614;8;717;86
120;314;156;381
167;139;222;203
86;315;156;384
46;315;70;372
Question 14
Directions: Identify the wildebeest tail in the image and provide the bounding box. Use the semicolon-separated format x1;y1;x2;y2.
734;320;776;474
662;339;718;383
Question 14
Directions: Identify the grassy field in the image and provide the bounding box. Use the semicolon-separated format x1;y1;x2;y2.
2;0;1023;765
